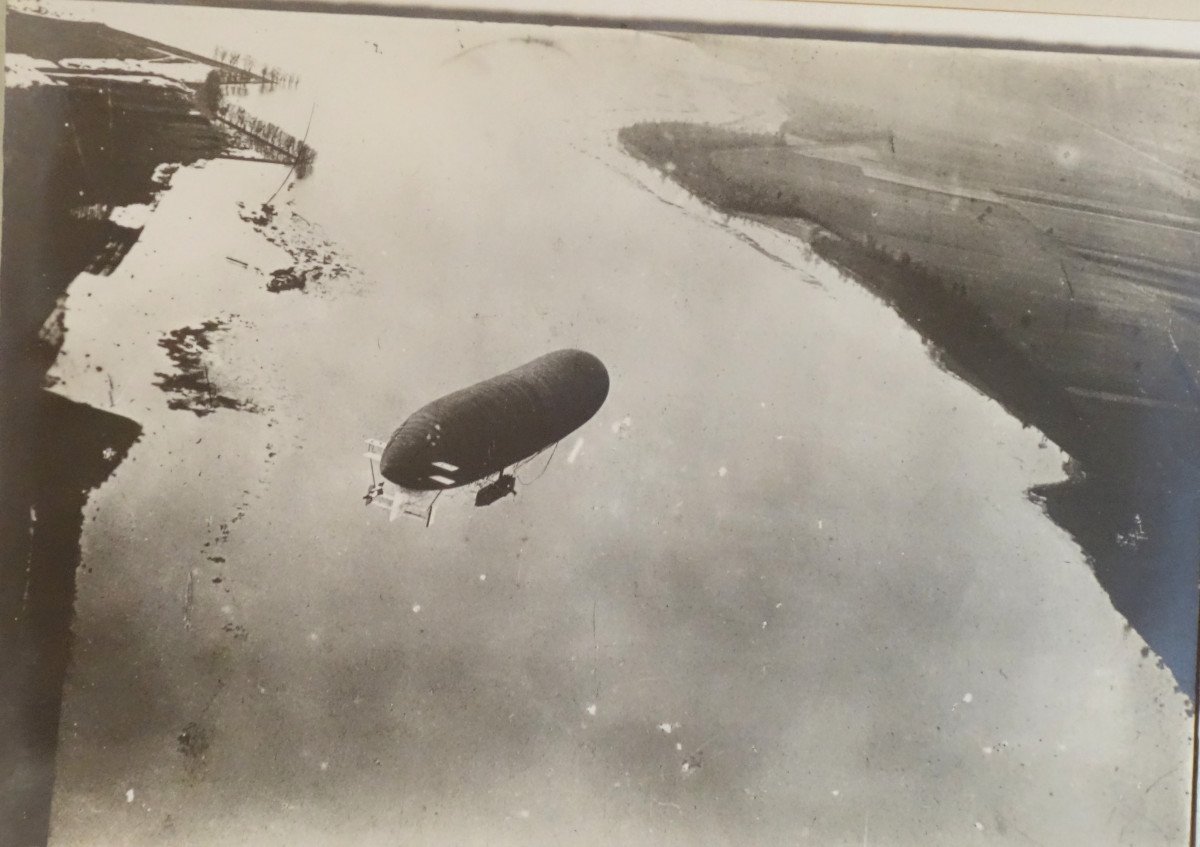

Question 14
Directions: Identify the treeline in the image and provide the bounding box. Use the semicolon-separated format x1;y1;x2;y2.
219;102;316;177
210;45;300;87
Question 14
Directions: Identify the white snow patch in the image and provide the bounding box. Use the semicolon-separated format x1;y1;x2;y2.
6;54;62;88
69;204;109;221
59;70;192;91
962;692;974;704
412;605;421;613
125;789;135;803
58;58;215;85
718;466;728;477
150;163;178;187
657;722;673;734
566;437;585;464
109;203;153;230
586;704;597;716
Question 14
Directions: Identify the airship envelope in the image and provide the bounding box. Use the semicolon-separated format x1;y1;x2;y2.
380;349;609;491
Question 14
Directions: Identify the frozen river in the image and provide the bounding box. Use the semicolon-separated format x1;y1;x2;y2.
45;4;1191;844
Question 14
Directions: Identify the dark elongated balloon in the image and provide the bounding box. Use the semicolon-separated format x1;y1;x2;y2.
380;349;609;490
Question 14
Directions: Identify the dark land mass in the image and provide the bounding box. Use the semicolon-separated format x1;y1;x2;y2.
3;74;223;375
620;113;1200;700
7;11;311;167
6;9;263;81
3;9;321;842
0;394;141;847
0;11;265;845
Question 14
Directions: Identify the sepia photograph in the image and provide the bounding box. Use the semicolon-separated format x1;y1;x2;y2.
3;1;1200;844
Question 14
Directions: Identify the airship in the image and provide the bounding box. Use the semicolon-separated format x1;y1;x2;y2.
364;349;609;523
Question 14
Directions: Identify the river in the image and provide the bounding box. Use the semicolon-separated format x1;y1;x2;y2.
42;3;1192;844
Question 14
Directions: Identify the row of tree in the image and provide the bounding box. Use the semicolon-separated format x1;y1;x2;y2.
210;46;300;87
218;102;316;177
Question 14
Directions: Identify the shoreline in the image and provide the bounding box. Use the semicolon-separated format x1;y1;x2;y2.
1;11;328;843
618;121;1200;699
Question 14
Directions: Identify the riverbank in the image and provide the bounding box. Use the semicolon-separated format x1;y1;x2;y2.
7;9;263;81
1;29;227;844
0;9;331;843
619;119;1200;698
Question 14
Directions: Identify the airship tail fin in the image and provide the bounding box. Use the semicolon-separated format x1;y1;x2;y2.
366;482;440;525
364;439;440;526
